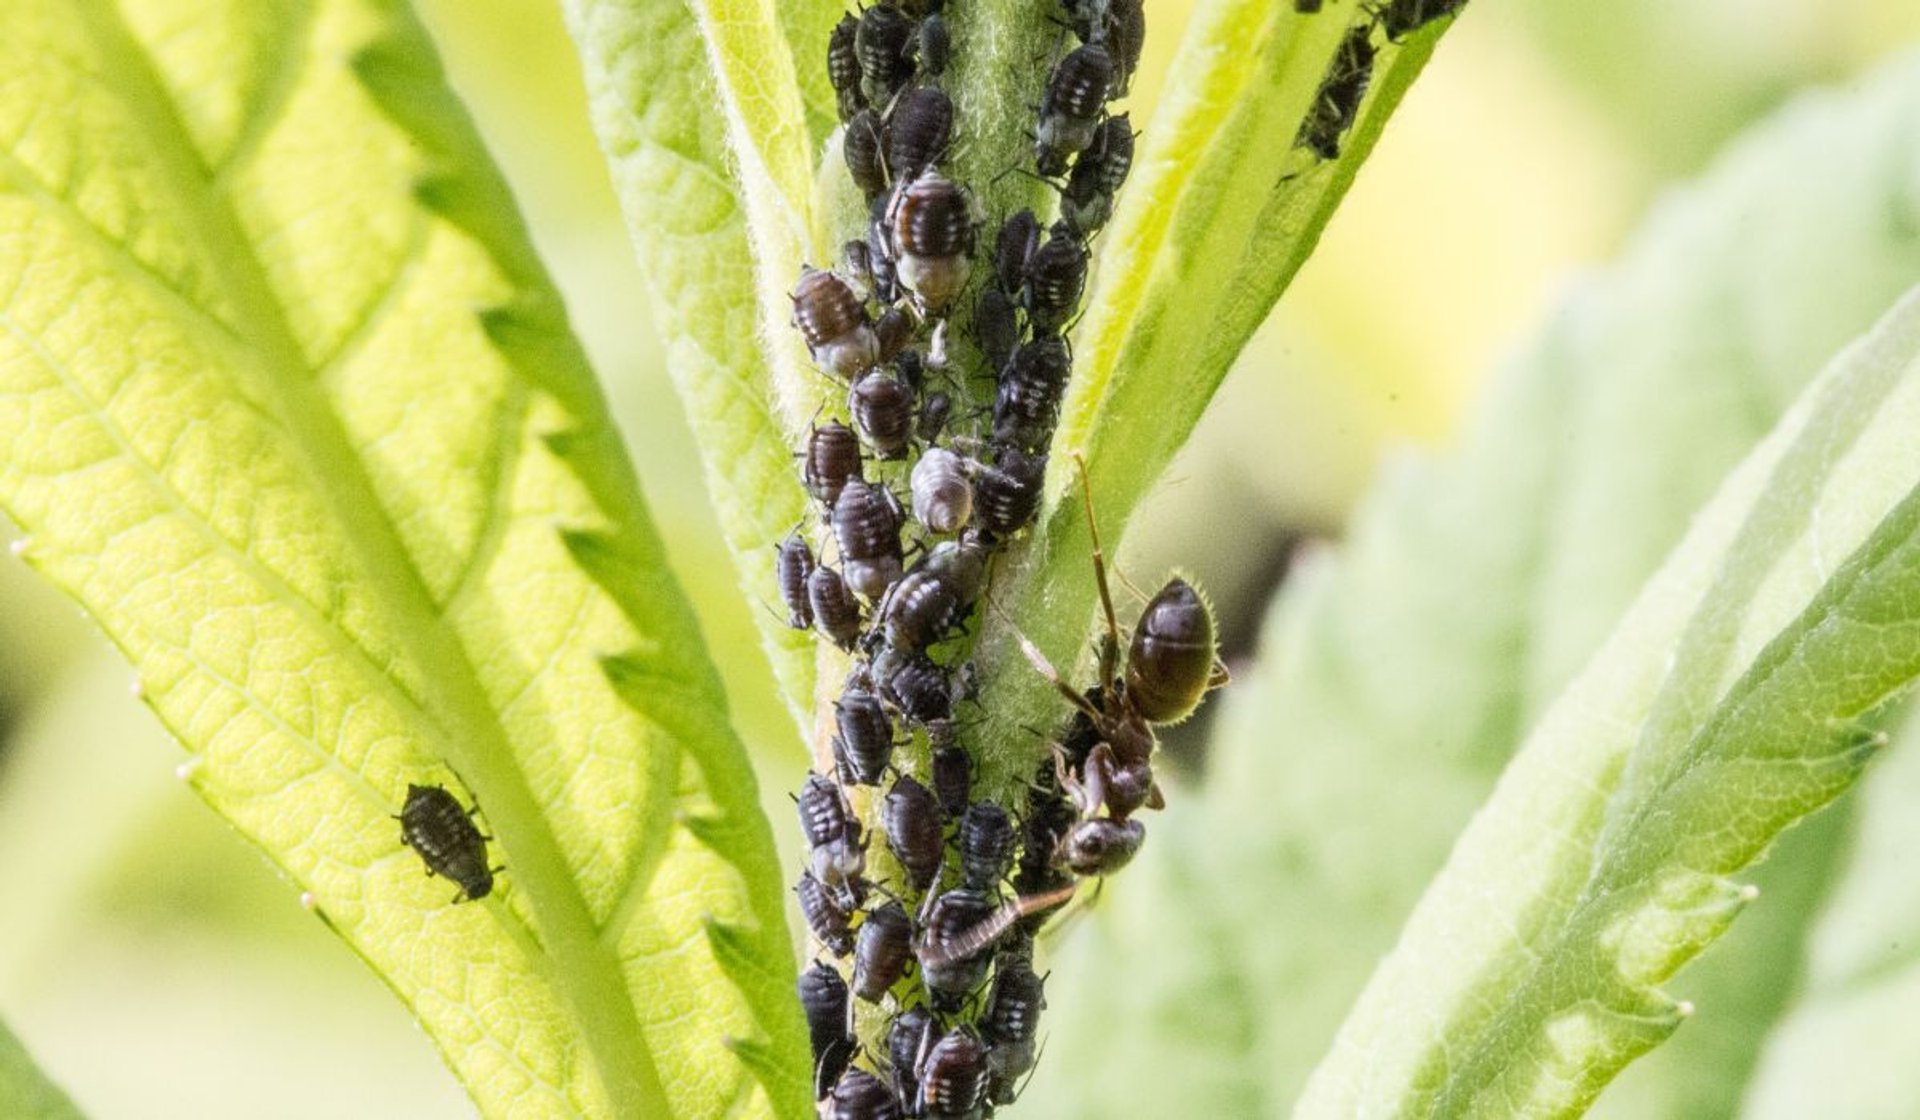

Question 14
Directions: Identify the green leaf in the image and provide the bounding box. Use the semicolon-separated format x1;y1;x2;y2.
563;0;824;740
972;0;1460;795
0;3;802;1117
1736;704;1920;1119
0;1016;82;1120
1296;285;1920;1114
1029;51;1920;1118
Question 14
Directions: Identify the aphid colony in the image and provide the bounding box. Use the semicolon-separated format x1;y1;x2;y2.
785;1;1224;1114
1292;0;1470;161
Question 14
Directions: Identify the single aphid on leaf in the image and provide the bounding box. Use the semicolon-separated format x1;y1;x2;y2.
396;784;497;903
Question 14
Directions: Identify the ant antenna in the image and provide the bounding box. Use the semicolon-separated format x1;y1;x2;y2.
984;590;1105;726
1074;453;1124;689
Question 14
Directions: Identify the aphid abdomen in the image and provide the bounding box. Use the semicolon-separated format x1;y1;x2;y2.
797;870;857;957
835;687;897;786
828;1067;904;1120
889;173;974;313
883;774;945;892
959;801;1015;893
1035;44;1114;176
775;533;816;629
828;14;866;121
793;267;879;377
1022;226;1088;332
851;371;917;460
800;962;856;1100
852;900;915;1002
916;1028;990;1120
910;447;973;535
398;783;494;901
808;565;864;650
886;87;955;184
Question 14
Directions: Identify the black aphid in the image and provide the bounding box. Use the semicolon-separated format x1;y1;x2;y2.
845;109;890;201
874;309;913;367
853;899;915;1002
993;209;1041;293
797;869;856;957
882;773;945;893
1295;0;1324;10
776;533;816;630
993;334;1071;454
910;447;972;535
805;419;865;509
834;686;898;786
1381;0;1468;40
798;773;868;906
828;13;866;121
916;888;999;1006
793;267;879;377
1014;762;1078;907
887;87;954;184
916;1027;990;1120
1022;224;1089;332
875;648;954;725
929;735;972;819
974;286;1021;373
982;941;1046;1105
1036;44;1114;176
1104;0;1147;96
888;172;974;313
959;801;1015;893
917;12;950;76
971;448;1046;541
879;538;989;653
831;478;906;599
1063;114;1135;236
809;564;864;651
800;962;856;1100
890;1007;936;1116
397;783;495;902
828;1067;903;1120
850;370;917;460
856;4;917;104
1297;22;1375;160
917;390;953;446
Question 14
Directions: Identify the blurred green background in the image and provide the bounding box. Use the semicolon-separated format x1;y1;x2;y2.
3;1;1917;1115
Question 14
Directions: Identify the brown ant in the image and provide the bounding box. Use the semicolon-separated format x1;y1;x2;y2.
1007;455;1228;874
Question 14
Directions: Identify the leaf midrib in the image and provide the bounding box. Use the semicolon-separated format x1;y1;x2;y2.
69;3;668;1115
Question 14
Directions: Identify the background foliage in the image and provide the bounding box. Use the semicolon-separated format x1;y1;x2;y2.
2;1;1920;1117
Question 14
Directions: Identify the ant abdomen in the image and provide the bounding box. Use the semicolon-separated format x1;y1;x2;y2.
1125;577;1219;724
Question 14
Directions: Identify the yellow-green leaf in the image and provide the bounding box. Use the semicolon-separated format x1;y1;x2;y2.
0;2;803;1116
0;1017;81;1120
564;0;827;741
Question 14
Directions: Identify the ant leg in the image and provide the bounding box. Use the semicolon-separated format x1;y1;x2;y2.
1079;743;1117;819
